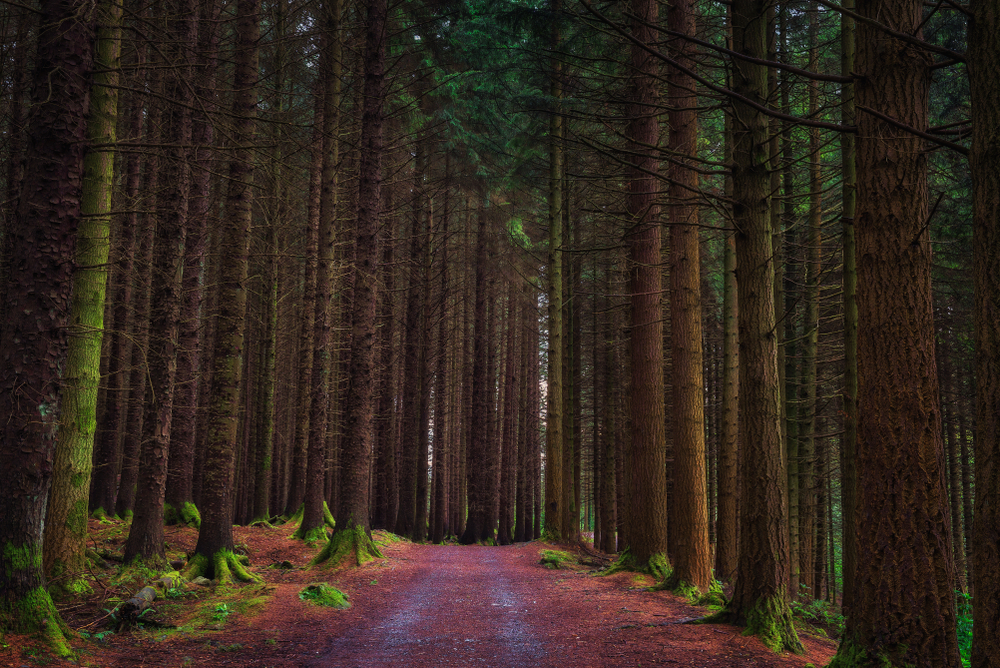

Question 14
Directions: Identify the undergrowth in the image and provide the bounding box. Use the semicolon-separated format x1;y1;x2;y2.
299;583;350;609
957;590;972;667
790;596;844;639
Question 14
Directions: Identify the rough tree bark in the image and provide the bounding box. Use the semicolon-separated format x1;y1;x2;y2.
43;0;120;596
622;0;669;577
123;0;193;564
703;0;801;652
968;0;1000;663
0;0;93;653
319;0;386;567
830;0;960;661
183;0;261;584
664;0;711;595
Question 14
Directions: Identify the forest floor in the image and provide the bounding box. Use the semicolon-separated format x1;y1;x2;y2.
1;519;837;667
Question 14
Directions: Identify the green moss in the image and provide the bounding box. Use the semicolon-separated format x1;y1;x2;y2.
312;525;384;568
539;550;574;569
323;502;336;529
694;581;727;609
827;636;912;668
0;586;75;658
299;583;350;609
182;550;261;585
164;502;201;528
600;548;671;581
655;575;726;607
294;525;328;543
46;559;94;599
2;543;41;578
372;530;405;546
179;502;201;528
286;504;304;525
92;507;108;520
68;498;89;535
699;590;802;654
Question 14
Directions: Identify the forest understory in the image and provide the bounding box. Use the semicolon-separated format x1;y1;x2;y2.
0;517;836;667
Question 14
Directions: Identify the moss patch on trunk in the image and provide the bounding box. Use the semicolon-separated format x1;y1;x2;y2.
698;591;803;654
311;526;383;568
183;549;261;585
0;585;74;658
600;547;671;581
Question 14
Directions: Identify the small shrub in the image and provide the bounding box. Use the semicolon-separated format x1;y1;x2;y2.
956;589;972;668
790;597;844;638
211;603;231;622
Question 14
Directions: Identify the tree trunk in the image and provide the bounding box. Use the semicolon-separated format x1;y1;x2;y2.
166;0;221;529
460;210;494;544
545;0;565;542
622;0;669;576
0;0;93;650
298;0;342;541
186;0;260;583
328;0;385;562
969;0;1000;662
90;25;146;517
839;0;858;616
43;0;120;593
123;0;193;564
831;0;960;661
708;0;801;652
665;0;711;593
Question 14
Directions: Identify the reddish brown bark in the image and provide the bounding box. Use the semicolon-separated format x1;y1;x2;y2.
968;0;1000;662
335;0;385;535
623;0;669;571
124;0;194;563
832;0;960;661
0;0;92;638
665;0;711;592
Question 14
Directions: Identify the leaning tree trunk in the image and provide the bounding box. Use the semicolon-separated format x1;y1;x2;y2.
830;0;960;662
184;0;261;584
0;0;93;653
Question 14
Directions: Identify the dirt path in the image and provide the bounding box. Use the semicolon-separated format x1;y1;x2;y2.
2;527;837;667
309;546;548;667
299;541;836;668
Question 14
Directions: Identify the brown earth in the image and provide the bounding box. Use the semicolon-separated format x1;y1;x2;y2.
0;520;836;667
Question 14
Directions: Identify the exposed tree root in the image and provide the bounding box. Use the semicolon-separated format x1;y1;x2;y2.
655;575;726;607
182;549;261;585
0;587;75;659
163;501;201;528
697;591;803;654
600;548;672;581
826;637;899;667
311;525;383;568
293;503;337;541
